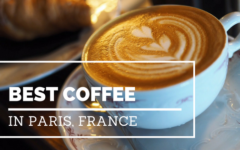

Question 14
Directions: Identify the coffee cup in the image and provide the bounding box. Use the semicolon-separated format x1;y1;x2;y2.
82;5;240;129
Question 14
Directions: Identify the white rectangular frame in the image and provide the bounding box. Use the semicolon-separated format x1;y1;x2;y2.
2;61;195;138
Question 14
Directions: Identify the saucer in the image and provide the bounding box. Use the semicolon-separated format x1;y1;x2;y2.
57;50;240;150
56;65;133;150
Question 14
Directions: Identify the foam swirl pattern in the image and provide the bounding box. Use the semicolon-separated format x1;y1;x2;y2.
83;6;226;90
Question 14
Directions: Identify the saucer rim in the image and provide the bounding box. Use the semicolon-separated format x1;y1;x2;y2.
56;65;83;150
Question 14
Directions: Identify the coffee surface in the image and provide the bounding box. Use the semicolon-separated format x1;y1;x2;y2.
83;5;226;90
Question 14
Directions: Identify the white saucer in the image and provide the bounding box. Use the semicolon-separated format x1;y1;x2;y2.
56;65;133;150
57;51;240;150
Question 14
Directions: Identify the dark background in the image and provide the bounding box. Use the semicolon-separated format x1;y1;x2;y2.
0;0;239;149
151;0;240;36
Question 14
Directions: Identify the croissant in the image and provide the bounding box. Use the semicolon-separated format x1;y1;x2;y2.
0;0;91;40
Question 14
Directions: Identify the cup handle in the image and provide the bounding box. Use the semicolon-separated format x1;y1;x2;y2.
220;12;240;58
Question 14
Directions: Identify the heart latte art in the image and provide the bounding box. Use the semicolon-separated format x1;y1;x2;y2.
83;6;226;90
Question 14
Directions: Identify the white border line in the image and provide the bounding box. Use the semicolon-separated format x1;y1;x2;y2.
0;136;194;139
3;61;195;139
193;60;196;138
0;61;193;63
8;108;182;111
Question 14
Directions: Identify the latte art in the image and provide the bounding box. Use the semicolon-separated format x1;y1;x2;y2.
149;16;204;61
83;6;226;90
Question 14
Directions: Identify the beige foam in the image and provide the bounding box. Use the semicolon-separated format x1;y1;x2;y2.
83;5;226;90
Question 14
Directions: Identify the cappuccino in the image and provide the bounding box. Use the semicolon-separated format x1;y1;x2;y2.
82;5;226;90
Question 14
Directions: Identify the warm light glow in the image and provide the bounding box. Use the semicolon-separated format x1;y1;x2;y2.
104;0;119;12
91;4;107;23
82;99;106;112
91;102;100;107
86;0;118;24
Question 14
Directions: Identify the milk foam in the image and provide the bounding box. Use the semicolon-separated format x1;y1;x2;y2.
83;6;226;90
106;15;202;79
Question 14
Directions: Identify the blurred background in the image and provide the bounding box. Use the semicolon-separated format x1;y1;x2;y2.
0;0;240;149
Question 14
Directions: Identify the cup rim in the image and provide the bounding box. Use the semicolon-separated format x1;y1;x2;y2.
81;5;228;92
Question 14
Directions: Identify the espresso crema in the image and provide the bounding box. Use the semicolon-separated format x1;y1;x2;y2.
83;5;226;90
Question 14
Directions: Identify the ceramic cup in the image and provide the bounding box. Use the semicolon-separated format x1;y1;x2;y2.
82;6;240;129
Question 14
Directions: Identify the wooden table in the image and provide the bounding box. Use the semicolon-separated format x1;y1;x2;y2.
0;63;79;150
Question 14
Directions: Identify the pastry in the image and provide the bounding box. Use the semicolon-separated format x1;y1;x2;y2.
0;0;91;40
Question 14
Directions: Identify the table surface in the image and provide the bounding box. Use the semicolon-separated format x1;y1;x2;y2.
0;63;79;150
